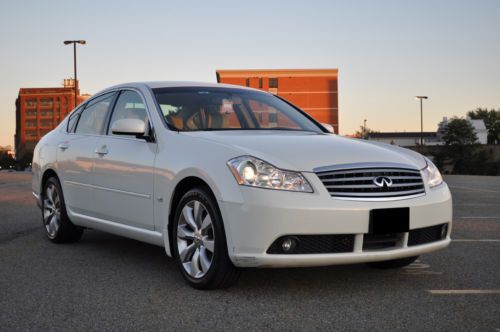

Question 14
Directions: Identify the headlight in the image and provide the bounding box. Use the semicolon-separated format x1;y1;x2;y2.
227;156;313;193
423;157;443;188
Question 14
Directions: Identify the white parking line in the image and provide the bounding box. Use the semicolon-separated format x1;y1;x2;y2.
456;216;500;220
448;185;500;194
428;290;500;295
452;239;500;242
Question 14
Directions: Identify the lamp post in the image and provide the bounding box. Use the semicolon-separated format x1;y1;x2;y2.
415;96;428;146
363;119;367;139
63;40;86;108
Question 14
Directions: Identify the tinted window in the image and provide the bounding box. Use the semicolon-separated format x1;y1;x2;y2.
67;106;83;133
75;93;114;135
153;87;322;133
108;90;148;135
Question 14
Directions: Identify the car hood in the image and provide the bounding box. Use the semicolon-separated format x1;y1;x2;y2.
182;131;427;172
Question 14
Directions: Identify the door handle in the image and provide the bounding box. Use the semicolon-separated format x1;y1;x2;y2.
94;145;109;155
58;142;69;150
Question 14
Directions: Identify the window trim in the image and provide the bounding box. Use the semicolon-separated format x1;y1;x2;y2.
104;88;156;142
73;91;117;136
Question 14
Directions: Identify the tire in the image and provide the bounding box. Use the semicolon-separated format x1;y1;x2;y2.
366;256;419;269
42;176;83;243
172;187;240;289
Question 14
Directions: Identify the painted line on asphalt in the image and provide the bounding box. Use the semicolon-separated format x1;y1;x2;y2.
452;239;500;242
428;289;500;295
455;216;500;220
448;185;500;194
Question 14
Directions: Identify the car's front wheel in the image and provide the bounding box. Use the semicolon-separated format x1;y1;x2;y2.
366;255;419;269
172;187;240;289
42;176;83;243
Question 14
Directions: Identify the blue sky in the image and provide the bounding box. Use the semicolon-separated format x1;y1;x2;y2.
1;0;499;146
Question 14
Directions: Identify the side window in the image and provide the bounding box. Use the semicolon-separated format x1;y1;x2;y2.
75;93;115;135
108;90;148;135
66;106;84;133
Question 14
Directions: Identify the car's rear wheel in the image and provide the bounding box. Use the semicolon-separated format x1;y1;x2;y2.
42;176;83;243
172;187;240;289
366;255;419;269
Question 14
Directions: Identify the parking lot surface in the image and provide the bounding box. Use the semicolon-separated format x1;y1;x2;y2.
1;172;499;331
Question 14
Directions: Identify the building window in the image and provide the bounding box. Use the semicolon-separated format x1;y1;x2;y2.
40;120;52;128
245;78;250;87
25;120;37;128
25;110;37;117
25;131;36;138
25;99;37;108
269;78;278;88
40;110;53;117
259;78;263;89
40;98;53;108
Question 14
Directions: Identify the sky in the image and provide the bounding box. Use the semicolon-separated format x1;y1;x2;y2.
0;0;499;147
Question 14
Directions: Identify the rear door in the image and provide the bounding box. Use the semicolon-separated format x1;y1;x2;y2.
91;89;157;230
57;92;116;216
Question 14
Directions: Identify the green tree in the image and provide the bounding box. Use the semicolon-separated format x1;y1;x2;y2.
442;117;478;146
355;126;378;139
467;108;500;144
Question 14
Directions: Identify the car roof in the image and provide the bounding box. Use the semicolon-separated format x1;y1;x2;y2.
105;81;261;92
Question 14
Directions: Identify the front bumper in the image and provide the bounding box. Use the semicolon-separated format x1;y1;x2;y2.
219;173;452;268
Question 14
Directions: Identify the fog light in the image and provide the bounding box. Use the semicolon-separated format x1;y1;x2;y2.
281;237;297;253
441;224;448;239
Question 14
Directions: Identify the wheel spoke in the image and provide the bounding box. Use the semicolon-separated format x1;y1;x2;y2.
182;206;197;231
199;247;211;273
179;242;196;262
43;209;53;223
201;214;212;232
190;248;201;277
177;225;194;240
46;186;54;204
193;201;201;226
202;237;214;253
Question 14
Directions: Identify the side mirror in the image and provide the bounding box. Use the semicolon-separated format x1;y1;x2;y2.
321;123;334;134
111;118;146;137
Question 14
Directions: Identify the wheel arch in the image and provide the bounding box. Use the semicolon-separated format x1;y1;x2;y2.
166;176;220;257
41;168;60;193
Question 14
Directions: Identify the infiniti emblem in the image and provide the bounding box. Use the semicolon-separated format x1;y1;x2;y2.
373;176;393;188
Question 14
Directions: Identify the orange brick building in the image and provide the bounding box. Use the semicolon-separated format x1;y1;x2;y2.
216;69;339;133
15;79;89;160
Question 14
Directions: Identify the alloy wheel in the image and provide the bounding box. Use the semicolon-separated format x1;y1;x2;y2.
43;183;61;238
176;200;215;278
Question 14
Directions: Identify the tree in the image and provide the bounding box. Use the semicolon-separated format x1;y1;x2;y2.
440;117;480;174
354;126;378;139
442;117;478;146
467;108;500;144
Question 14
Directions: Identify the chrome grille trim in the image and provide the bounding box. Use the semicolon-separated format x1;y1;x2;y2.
315;164;425;200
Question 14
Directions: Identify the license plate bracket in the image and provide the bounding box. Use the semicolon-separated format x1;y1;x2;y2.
369;208;409;234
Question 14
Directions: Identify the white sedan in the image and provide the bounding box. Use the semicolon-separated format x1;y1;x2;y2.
32;82;452;289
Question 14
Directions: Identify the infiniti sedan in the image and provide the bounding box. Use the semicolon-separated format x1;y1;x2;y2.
32;82;452;289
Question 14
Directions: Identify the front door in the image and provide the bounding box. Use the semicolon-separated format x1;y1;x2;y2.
91;90;157;230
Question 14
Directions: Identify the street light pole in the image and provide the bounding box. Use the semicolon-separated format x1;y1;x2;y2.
363;119;367;139
415;96;428;146
64;40;86;108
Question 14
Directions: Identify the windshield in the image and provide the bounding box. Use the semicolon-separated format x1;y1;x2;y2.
152;87;324;133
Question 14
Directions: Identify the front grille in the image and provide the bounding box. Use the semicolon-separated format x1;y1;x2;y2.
408;224;446;246
267;235;355;254
315;166;425;199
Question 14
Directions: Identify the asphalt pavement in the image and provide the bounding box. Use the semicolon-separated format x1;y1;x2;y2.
1;172;499;331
